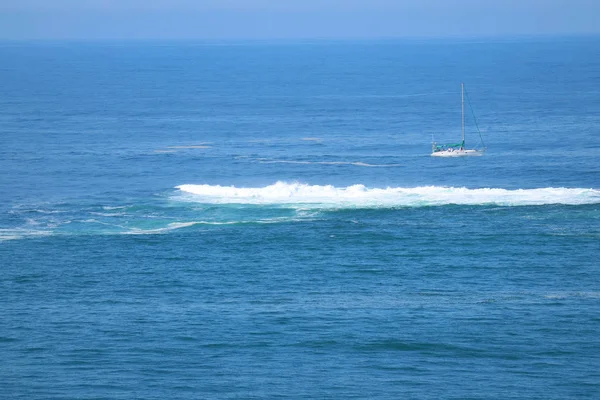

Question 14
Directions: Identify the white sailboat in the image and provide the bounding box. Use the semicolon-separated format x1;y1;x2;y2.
431;83;485;157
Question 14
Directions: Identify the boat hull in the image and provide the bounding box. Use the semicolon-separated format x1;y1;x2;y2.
431;149;483;157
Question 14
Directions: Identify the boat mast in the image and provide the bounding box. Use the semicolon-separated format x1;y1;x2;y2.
461;82;465;148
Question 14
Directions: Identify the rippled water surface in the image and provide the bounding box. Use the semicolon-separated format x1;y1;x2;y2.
1;38;599;399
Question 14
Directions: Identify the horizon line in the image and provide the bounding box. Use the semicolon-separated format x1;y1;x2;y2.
1;32;599;43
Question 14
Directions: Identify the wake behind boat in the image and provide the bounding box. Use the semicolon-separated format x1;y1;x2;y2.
431;83;486;157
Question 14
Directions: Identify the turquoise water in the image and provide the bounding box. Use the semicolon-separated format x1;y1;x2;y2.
1;38;599;399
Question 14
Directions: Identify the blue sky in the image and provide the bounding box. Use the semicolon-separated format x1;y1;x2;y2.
0;0;598;39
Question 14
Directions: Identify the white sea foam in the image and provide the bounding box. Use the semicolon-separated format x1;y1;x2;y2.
258;159;402;167
102;206;127;211
0;228;52;242
176;182;600;207
122;219;298;235
124;221;201;235
167;145;212;149
9;208;66;215
90;212;126;217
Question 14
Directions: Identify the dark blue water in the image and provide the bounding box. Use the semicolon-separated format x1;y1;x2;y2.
1;38;599;399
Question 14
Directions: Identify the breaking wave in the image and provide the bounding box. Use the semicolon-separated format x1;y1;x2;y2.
176;182;600;207
4;183;598;241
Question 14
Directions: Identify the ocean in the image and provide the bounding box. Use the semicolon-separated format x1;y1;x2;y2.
1;37;599;399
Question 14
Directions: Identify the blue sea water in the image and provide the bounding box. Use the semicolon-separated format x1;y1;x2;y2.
1;37;599;399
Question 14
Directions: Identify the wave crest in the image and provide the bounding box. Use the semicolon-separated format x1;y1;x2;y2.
176;182;600;207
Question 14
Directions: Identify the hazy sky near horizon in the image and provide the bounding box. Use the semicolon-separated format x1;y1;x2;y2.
1;0;598;40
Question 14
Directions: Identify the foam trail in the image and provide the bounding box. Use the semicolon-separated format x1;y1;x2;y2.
122;219;301;235
258;159;403;167
176;182;600;207
0;228;52;242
